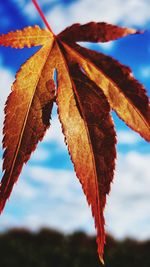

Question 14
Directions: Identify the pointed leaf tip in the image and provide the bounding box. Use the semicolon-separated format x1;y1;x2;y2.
129;28;145;35
99;255;105;265
125;28;139;34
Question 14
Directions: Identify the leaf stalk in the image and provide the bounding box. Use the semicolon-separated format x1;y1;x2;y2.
32;0;54;35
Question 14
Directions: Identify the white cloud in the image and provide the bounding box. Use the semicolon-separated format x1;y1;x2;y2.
82;41;115;52
13;0;150;34
105;151;150;240
46;0;150;34
0;213;20;230
98;41;115;51
13;179;38;200
43;115;66;148
117;130;141;145
0;166;94;233
31;147;51;162
0;151;150;241
140;66;150;79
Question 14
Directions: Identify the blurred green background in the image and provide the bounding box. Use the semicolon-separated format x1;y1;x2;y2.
0;228;150;267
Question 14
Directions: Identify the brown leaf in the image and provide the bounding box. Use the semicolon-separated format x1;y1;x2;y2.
0;42;56;211
72;44;150;121
61;42;150;141
58;22;139;43
54;42;116;259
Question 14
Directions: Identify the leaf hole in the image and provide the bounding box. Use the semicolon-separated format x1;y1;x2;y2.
79;65;87;76
53;68;58;91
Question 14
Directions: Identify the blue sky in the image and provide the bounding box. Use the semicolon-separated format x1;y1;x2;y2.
0;0;150;240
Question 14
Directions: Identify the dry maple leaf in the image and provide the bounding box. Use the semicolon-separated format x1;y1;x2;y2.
0;0;150;264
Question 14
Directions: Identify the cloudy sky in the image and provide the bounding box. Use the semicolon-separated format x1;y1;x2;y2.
0;0;150;241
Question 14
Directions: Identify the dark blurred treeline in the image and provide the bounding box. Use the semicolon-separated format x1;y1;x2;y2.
0;228;150;267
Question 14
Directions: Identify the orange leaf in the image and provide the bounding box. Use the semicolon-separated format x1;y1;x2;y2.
55;43;116;259
0;42;55;211
0;25;53;48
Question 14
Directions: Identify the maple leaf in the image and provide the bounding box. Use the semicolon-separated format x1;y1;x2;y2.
0;0;149;263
